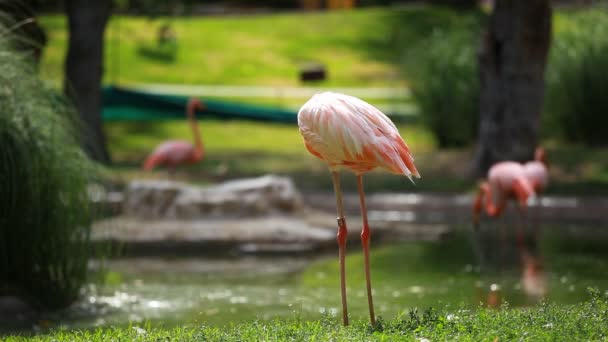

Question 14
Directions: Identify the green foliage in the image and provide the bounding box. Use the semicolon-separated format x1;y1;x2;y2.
0;33;95;309
6;292;608;341
405;21;481;148
545;10;608;146
37;7;461;87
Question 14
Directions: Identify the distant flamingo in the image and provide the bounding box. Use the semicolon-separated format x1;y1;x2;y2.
472;160;536;273
143;98;205;174
298;92;420;326
472;153;549;302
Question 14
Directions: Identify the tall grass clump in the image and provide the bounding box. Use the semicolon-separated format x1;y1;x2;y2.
405;23;481;148
0;31;95;309
545;10;608;146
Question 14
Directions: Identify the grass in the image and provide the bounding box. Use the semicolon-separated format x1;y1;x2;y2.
5;292;608;341
0;31;96;308
38;6;482;88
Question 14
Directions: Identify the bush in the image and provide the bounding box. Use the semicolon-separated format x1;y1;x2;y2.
545;10;608;146
405;26;480;148
0;33;95;309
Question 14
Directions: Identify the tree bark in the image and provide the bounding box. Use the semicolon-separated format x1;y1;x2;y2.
64;0;112;164
473;0;552;177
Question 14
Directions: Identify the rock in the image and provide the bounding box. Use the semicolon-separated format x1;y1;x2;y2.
0;296;37;323
88;183;124;218
91;216;335;256
123;181;185;219
123;175;303;220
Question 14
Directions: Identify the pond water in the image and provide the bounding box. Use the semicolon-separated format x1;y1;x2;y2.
7;225;608;332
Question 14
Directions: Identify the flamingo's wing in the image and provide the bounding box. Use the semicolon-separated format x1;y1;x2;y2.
299;92;419;179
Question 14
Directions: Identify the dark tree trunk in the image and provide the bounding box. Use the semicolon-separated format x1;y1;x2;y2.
473;0;552;177
64;0;112;164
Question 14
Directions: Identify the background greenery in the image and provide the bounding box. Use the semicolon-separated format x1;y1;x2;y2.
34;6;608;194
0;33;95;309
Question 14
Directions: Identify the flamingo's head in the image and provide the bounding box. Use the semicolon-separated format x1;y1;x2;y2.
187;98;206;114
473;181;490;225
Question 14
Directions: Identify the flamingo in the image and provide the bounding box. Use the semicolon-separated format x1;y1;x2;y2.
472;153;549;301
298;92;420;326
143;98;205;174
473;161;536;226
471;161;536;273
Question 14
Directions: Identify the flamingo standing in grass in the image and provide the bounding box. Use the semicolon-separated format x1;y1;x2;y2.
143;98;206;174
298;92;420;326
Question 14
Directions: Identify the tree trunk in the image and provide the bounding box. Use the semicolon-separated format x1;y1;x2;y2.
473;0;552;177
64;0;112;164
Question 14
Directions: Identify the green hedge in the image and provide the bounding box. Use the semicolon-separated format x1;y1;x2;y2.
545;10;608;146
0;35;95;309
406;26;480;148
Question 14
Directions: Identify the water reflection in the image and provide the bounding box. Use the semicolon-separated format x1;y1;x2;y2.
5;227;608;332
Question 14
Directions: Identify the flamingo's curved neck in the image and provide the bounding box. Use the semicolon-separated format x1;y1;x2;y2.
482;183;501;217
473;182;502;223
187;99;204;159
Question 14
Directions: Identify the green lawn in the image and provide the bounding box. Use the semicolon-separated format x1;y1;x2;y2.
38;6;588;88
38;6;480;88
6;292;608;341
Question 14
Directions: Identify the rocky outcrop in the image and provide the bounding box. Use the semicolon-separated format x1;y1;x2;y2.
123;175;303;220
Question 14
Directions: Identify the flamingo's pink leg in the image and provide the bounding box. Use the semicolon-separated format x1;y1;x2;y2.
356;175;376;326
331;171;349;326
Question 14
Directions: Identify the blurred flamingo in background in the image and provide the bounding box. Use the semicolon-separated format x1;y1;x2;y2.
143;98;206;175
473;160;537;234
472;150;549;302
298;92;420;326
472;161;536;273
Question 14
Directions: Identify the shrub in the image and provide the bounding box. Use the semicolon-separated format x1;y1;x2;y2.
0;33;95;309
545;10;608;146
405;26;480;148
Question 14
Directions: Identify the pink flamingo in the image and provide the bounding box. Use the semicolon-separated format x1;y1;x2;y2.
143;98;205;174
472;151;549;302
473;161;536;226
471;160;536;276
298;92;420;326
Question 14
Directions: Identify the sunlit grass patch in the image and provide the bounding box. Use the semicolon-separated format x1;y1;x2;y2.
6;291;608;341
